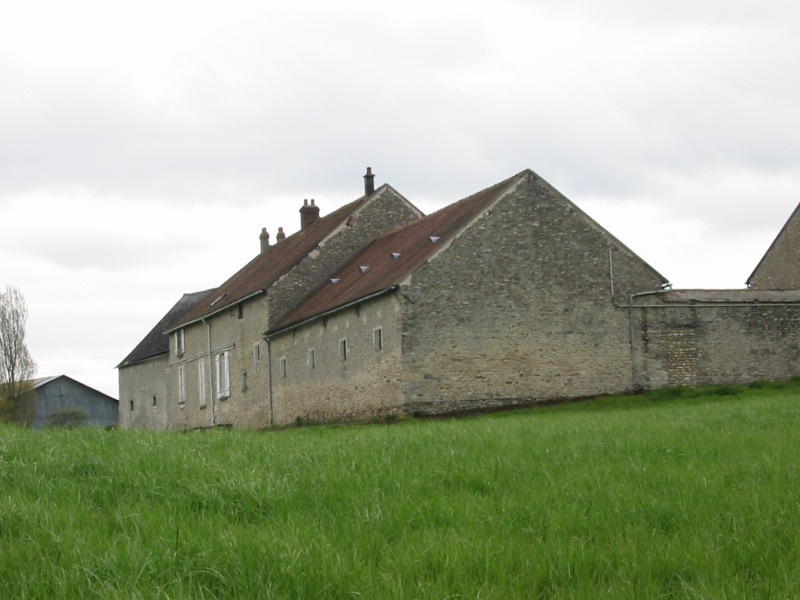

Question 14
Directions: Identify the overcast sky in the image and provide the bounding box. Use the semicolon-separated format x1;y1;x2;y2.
2;0;799;398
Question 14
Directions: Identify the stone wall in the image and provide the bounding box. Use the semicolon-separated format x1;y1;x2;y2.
399;173;667;413
168;294;271;430
269;293;404;425
748;204;800;290
118;355;170;430
634;300;800;388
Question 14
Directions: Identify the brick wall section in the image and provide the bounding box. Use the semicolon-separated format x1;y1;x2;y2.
270;294;404;425
634;300;800;388
748;204;800;290
118;356;170;430
399;173;666;413
266;188;421;327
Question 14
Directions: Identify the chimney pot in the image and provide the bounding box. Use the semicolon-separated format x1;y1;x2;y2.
259;227;270;253
276;226;286;242
363;167;375;196
299;197;321;230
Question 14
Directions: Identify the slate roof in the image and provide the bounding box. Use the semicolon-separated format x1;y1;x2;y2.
170;193;376;331
268;172;522;334
117;289;214;368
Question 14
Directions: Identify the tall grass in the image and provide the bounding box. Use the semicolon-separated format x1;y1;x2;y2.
1;381;799;598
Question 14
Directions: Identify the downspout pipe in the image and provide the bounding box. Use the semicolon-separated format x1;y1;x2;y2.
266;336;274;428
204;318;217;426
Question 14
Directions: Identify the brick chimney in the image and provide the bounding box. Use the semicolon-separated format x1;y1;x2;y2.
259;227;270;253
299;198;320;230
276;226;286;243
363;167;375;196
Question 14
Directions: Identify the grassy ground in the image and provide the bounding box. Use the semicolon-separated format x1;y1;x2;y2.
1;380;799;598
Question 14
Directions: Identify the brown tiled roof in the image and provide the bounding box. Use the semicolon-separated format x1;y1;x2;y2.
171;194;371;330
117;289;214;368
269;172;523;333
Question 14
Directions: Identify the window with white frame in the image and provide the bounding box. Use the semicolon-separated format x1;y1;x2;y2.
178;365;186;404
198;360;207;407
280;357;287;378
308;348;316;369
339;338;348;361
175;329;185;357
216;351;230;399
373;327;383;350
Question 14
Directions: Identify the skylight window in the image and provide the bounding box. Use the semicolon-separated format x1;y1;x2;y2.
331;278;341;285
359;266;370;273
429;236;440;243
391;252;401;259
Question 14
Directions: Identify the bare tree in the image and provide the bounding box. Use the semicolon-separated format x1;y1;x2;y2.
0;286;37;423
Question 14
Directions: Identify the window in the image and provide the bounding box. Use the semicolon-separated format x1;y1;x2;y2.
242;371;248;391
280;357;288;378
339;338;348;361
129;400;134;412
216;351;230;399
198;361;207;408
175;329;185;357
238;304;244;319
253;342;261;362
178;365;186;404
152;395;157;407
308;348;316;369
373;327;383;350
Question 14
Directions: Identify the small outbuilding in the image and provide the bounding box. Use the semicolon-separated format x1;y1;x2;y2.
29;375;118;429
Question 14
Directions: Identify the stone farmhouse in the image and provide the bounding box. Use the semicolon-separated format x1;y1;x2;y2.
119;171;421;430
119;169;800;430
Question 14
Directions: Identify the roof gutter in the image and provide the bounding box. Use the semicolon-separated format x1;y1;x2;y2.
265;286;398;340
166;290;265;334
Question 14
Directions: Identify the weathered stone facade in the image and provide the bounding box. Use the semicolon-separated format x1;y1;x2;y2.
119;355;170;430
123;169;800;430
632;291;800;389
748;203;800;290
266;171;800;426
155;185;421;430
270;294;404;426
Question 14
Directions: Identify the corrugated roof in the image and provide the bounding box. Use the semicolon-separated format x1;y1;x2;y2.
170;194;374;330
117;289;214;368
269;172;522;333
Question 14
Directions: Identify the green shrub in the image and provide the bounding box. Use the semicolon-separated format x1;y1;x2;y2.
46;408;88;428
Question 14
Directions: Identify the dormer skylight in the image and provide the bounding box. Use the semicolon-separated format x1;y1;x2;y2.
209;293;227;307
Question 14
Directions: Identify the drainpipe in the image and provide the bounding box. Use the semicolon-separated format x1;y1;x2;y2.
266;336;274;428
204;319;217;426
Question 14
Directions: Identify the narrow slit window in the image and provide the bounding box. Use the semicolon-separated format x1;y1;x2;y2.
373;327;383;350
280;357;288;378
308;348;316;369
339;338;348;361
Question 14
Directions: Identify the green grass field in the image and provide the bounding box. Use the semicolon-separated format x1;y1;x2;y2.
1;381;799;599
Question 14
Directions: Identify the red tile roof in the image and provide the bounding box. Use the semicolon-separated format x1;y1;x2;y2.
171;194;370;330
269;172;523;333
